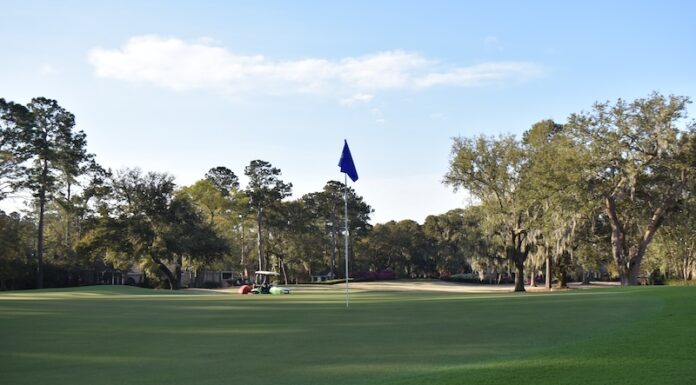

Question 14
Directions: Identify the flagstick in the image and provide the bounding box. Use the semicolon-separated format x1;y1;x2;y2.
344;173;350;308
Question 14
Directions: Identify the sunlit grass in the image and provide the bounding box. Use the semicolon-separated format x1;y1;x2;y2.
1;285;693;385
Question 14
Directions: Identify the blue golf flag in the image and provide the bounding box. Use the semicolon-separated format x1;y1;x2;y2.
338;140;358;182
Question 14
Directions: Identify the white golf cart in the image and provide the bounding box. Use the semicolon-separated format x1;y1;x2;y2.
250;270;290;294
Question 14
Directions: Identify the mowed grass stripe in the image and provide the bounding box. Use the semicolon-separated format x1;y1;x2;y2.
378;286;694;385
1;286;689;385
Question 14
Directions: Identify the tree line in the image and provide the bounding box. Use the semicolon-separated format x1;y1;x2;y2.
1;93;694;291
444;93;696;290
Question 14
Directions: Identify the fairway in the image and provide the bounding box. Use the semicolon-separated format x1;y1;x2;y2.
1;286;694;385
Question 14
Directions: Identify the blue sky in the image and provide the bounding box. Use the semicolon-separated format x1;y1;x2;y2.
2;0;695;223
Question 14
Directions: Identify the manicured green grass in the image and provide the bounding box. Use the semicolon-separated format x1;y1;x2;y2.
1;285;694;385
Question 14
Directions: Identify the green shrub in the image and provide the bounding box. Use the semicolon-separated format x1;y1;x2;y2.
441;273;482;284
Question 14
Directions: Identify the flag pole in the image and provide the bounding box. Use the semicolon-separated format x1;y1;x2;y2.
339;139;356;309
344;173;350;308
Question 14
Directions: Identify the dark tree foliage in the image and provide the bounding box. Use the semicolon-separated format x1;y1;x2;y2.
244;160;292;272
303;180;372;278
205;166;239;196
0;99;29;200
567;93;696;285
12;98;93;288
77;169;228;289
3;93;696;290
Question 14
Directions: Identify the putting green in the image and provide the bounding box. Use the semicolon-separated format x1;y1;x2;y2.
0;285;693;385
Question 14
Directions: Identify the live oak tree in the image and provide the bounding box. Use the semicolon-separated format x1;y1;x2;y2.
391;220;430;277
81;169;177;286
78;169;228;289
445;135;532;292
648;180;696;282
166;195;229;289
567;93;696;285
650;221;696;283
357;219;429;277
423;208;482;276
356;221;401;272
521;120;593;288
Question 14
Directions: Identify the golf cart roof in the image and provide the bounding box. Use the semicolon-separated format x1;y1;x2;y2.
254;270;281;276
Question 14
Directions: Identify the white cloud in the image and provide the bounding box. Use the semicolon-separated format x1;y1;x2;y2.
429;112;445;120
88;35;543;98
415;62;542;88
340;93;374;105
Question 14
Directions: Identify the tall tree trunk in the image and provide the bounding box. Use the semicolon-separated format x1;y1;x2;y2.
627;206;668;285
545;255;552;290
175;255;183;290
605;196;630;285
65;182;71;249
153;258;177;290
509;231;527;292
558;272;568;288
256;208;263;272
513;261;525;292
194;267;203;288
330;223;337;279
240;221;247;280
280;256;288;285
619;270;630;286
36;179;47;289
306;263;312;283
627;257;640;285
556;251;570;288
681;251;694;282
607;194;672;285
